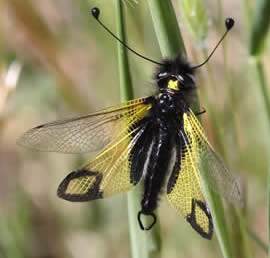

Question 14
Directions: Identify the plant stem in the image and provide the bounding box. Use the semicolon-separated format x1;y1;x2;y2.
254;59;270;258
116;1;134;101
115;2;161;258
147;0;185;57
247;226;268;254
248;0;270;256
249;0;270;56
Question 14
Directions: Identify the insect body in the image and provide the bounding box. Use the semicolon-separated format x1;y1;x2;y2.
18;9;241;240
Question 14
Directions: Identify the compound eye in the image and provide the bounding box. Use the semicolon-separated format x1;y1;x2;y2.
177;74;184;82
186;73;195;83
157;72;168;79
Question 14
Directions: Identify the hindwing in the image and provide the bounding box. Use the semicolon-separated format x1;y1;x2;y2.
167;109;241;239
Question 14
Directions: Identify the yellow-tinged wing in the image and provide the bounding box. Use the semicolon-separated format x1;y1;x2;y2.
185;109;241;202
167;109;241;239
167;128;213;239
18;98;151;154
57;100;152;201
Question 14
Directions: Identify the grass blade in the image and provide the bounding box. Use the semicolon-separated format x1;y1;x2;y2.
179;0;208;42
248;1;270;257
115;1;161;257
116;1;134;101
249;0;270;56
147;0;185;57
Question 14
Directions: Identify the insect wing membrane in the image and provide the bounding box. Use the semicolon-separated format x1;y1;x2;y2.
57;101;152;201
167;128;213;239
17;98;150;154
167;110;241;239
186;110;242;203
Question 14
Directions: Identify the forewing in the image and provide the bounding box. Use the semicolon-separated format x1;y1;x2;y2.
167;132;213;239
184;109;241;203
18;98;151;154
57;120;147;201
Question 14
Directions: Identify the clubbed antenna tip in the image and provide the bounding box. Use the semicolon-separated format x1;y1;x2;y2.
225;18;234;31
91;7;100;19
191;17;235;69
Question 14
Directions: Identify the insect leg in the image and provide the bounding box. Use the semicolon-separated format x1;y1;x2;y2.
195;108;206;116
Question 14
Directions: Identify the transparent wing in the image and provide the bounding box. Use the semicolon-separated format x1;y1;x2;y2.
167;110;242;239
57;119;147;201
183;110;242;203
167;133;213;239
18;98;151;154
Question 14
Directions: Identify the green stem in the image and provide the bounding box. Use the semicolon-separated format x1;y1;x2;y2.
254;60;270;258
246;0;270;255
249;0;270;56
115;2;161;258
147;0;185;57
256;61;270;120
116;1;134;101
242;0;252;29
247;227;268;254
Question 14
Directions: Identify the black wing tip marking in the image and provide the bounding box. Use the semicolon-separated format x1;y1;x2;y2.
186;199;213;240
57;169;103;202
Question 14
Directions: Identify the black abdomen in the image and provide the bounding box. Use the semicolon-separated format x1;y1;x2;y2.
141;127;173;214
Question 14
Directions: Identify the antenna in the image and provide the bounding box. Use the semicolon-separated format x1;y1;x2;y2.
191;18;234;69
91;7;164;66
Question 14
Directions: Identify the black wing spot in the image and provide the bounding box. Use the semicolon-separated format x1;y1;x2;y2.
186;199;213;240
57;169;103;202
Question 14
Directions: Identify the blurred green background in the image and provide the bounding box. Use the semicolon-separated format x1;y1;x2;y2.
0;0;269;257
